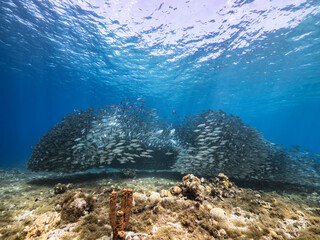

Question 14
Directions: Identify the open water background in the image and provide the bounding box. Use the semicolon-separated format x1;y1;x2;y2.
0;0;320;168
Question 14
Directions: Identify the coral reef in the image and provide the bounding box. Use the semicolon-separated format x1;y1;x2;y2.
1;171;320;240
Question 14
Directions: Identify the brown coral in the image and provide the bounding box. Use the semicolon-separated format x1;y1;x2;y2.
109;189;133;240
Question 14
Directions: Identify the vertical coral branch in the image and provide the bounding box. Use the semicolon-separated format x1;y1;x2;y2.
120;189;127;213
109;191;117;230
115;210;125;240
122;189;133;229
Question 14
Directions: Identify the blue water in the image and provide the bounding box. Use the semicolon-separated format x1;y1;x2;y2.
0;0;320;169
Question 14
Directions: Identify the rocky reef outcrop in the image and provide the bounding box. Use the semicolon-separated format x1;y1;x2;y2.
59;191;95;223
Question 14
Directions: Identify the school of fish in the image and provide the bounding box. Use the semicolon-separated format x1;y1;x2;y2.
172;110;320;186
27;99;178;172
27;99;320;185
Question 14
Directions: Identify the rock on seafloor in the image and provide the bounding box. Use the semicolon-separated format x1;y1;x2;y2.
210;208;228;222
24;212;61;240
149;192;161;205
125;232;148;240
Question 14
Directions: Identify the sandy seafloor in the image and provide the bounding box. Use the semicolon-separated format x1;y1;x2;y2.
0;168;320;240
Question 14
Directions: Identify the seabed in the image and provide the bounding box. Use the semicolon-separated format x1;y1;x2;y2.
0;169;320;240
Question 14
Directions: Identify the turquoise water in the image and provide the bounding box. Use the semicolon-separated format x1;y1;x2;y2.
0;0;320;168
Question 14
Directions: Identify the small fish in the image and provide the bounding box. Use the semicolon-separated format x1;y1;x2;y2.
170;139;177;145
155;130;163;135
170;129;175;135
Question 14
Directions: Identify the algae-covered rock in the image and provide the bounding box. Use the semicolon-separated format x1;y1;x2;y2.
149;192;161;205
59;191;94;223
210;208;227;222
170;186;182;196
173;174;206;202
133;192;148;205
46;223;76;240
160;190;171;197
218;173;229;182
209;173;237;200
24;212;61;239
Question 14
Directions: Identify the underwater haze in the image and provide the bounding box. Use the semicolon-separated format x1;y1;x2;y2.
0;0;320;169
